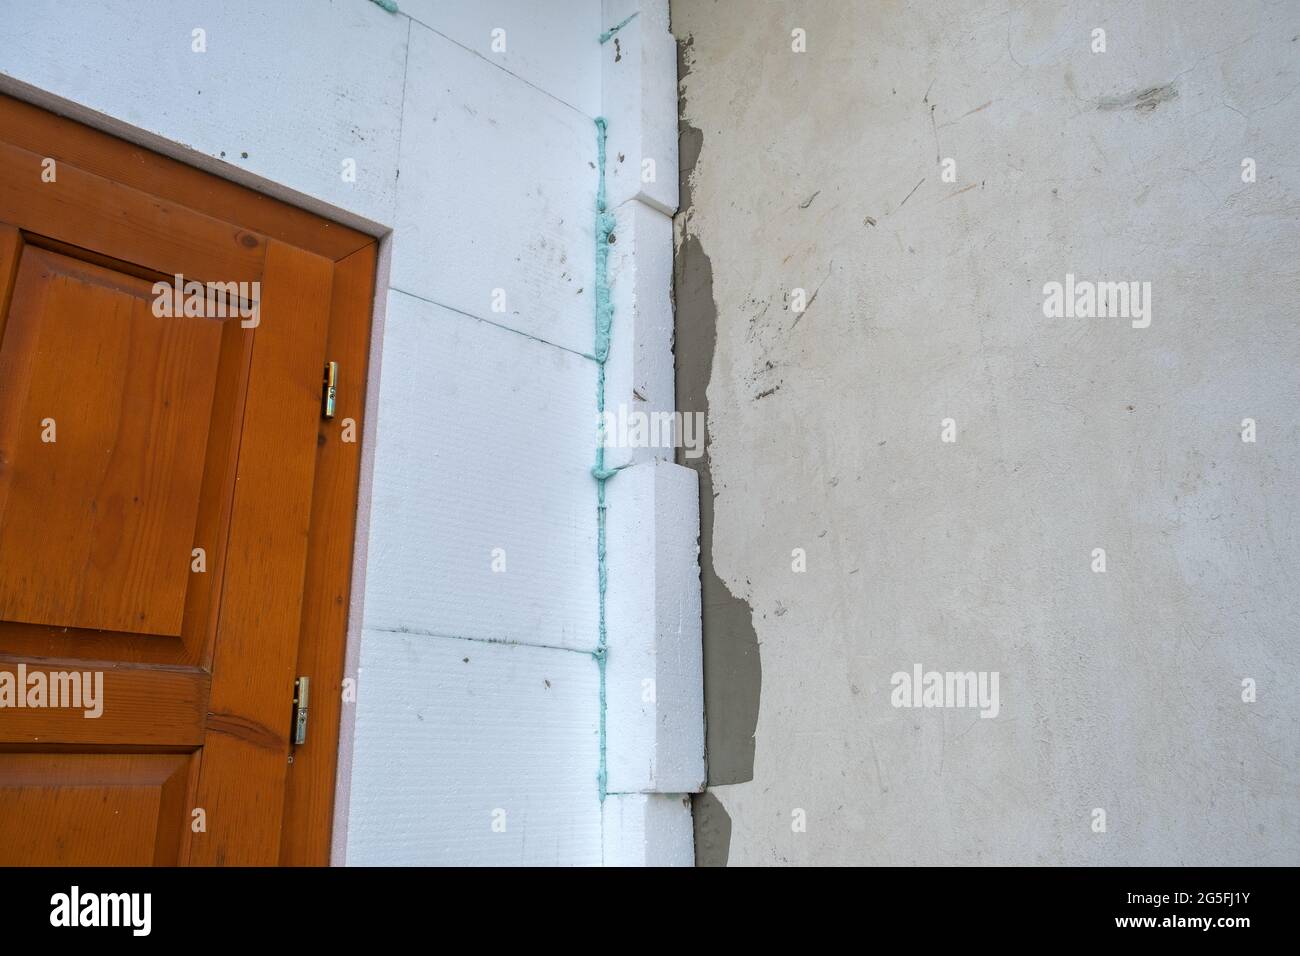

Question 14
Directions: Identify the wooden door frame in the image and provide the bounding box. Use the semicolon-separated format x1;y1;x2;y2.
0;93;378;865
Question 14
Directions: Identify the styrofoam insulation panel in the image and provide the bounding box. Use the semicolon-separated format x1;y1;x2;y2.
400;0;603;117
600;0;679;214
392;22;599;357
604;460;705;793
603;199;677;470
602;792;695;866
362;289;600;653
346;630;602;865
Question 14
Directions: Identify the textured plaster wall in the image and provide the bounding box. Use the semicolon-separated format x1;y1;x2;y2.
673;0;1300;864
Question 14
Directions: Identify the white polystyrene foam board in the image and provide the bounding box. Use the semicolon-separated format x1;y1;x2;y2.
346;629;601;865
363;289;600;652
600;0;679;214
604;460;705;793
603;200;677;470
392;22;599;357
602;792;694;866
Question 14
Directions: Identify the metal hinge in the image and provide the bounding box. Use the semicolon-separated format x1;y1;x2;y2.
291;676;310;746
321;362;338;420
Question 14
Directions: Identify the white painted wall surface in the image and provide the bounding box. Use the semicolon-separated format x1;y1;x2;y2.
0;0;699;865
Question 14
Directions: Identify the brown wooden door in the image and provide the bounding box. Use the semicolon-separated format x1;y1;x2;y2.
0;95;375;865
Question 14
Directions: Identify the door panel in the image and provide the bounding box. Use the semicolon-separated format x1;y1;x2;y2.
0;95;376;865
0;229;253;667
0;754;194;865
0;246;223;637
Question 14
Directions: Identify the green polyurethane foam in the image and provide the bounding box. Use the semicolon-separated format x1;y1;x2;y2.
599;12;639;44
592;116;621;801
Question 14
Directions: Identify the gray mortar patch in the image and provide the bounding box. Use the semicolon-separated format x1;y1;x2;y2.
672;27;762;867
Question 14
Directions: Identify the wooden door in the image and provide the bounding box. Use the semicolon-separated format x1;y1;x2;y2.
0;95;375;865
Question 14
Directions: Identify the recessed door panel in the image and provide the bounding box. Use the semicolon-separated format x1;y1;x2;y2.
0;246;223;637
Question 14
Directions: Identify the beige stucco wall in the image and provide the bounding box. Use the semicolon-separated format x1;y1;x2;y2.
674;0;1300;865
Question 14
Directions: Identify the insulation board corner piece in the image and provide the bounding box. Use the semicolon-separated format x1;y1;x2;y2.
602;199;677;470
602;792;695;866
604;460;705;794
600;0;679;215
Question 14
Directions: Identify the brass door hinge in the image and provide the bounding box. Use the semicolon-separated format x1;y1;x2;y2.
291;676;310;746
321;362;338;420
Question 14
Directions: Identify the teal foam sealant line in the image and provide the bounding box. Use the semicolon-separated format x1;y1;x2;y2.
369;0;399;13
599;12;639;44
592;116;621;801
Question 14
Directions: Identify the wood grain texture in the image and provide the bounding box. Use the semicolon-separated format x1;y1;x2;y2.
0;247;222;636
188;240;334;866
280;243;376;865
0;139;266;285
0;240;253;668
0;226;22;321
0;753;193;865
0;659;208;747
